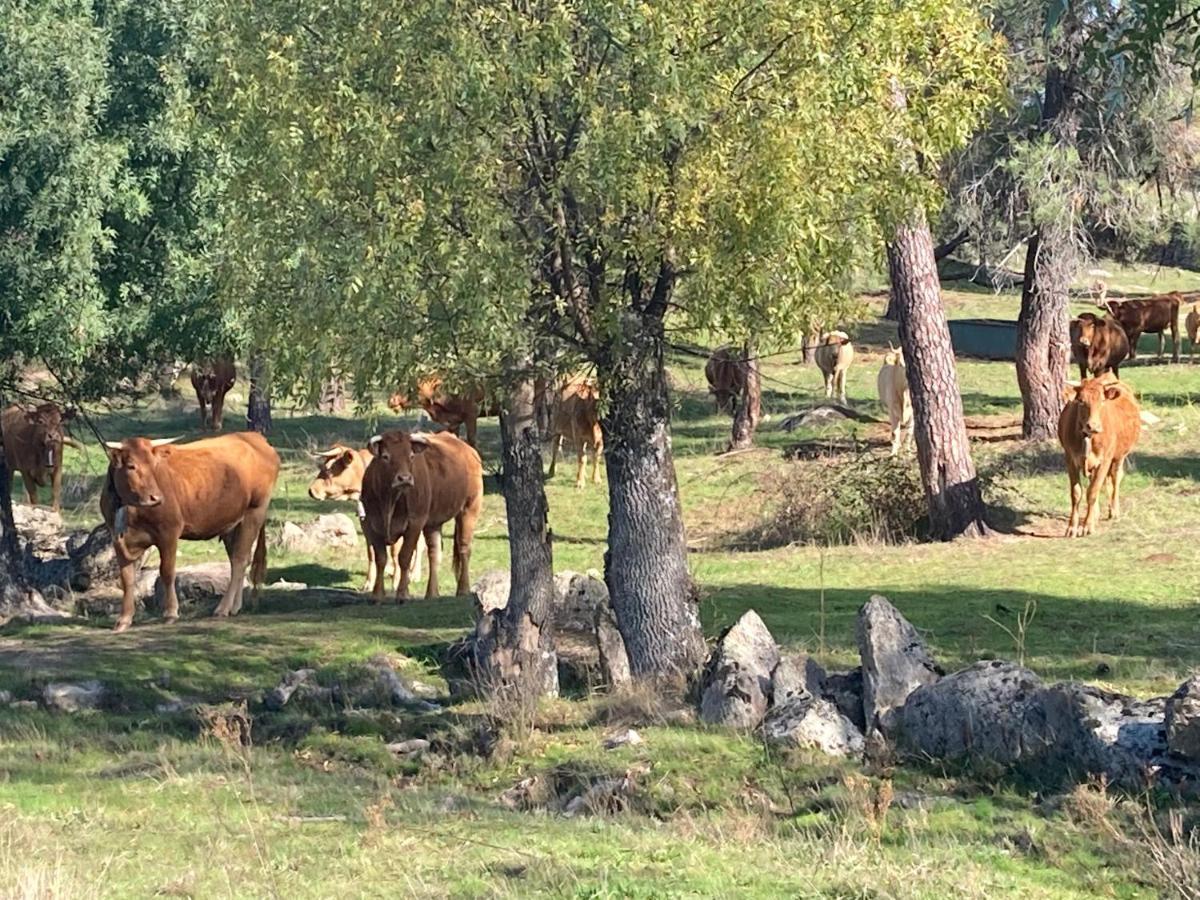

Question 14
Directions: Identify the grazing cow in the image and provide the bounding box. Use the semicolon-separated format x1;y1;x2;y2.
705;346;746;414
360;430;483;602
1186;303;1200;362
388;376;493;447
307;444;422;589
1104;294;1181;362
190;358;236;431
548;379;604;488
813;331;854;405
876;347;913;456
1057;378;1141;537
101;432;279;632
1;402;79;511
1069;313;1130;380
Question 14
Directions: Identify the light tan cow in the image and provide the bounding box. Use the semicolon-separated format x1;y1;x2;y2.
876;347;913;456
814;331;854;405
548;379;604;488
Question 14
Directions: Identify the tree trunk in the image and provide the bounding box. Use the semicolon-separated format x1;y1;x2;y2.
317;376;346;413
474;375;559;699
246;352;272;434
887;213;990;540
728;341;761;450
1016;227;1071;439
599;318;706;684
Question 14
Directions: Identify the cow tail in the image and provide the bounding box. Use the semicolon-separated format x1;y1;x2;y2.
250;522;268;589
452;518;467;586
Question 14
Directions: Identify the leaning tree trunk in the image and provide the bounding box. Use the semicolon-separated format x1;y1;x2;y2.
888;212;990;540
474;375;559;699
246;352;272;435
599;317;706;684
728;341;761;451
1016;227;1071;439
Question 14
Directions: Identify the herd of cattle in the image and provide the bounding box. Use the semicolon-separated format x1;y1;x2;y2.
0;286;1196;631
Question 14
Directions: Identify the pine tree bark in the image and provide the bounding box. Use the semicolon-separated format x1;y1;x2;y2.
246;352;272;435
475;375;559;698
599;315;706;684
887;213;990;540
1016;226;1071;439
728;341;761;450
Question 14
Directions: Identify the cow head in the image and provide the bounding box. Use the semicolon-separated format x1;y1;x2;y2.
367;430;429;493
104;437;179;507
1072;313;1102;349
308;445;364;501
1062;380;1123;439
193;364;233;403
25;403;73;468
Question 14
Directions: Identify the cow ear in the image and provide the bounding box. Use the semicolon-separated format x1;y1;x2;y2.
411;433;431;453
368;435;383;457
340;449;356;466
1103;385;1123;401
104;442;124;465
1062;383;1080;402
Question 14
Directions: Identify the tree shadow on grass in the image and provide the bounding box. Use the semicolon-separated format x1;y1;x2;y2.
1130;454;1200;480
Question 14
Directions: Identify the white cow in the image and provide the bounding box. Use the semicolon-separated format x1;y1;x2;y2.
814;331;854;406
876;347;913;456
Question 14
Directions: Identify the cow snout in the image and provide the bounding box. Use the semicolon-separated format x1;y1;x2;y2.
392;472;415;489
147;494;163;506
1082;423;1102;437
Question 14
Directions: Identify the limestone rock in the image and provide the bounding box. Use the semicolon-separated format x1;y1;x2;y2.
822;668;866;732
762;696;865;756
699;610;779;729
1165;677;1200;761
13;504;65;558
772;653;827;705
43;680;106;712
857;595;942;736
146;562;241;614
279;513;359;554
471;569;511;619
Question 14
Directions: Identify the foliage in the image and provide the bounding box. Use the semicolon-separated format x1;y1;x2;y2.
0;0;228;401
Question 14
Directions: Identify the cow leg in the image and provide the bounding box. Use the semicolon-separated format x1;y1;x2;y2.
197;397;209;430
154;533;183;623
112;532;151;633
1172;322;1180;364
1108;458;1126;520
453;507;479;596
1065;458;1082;537
838;371;848;406
50;462;62;512
363;542;379;593
213;527;246;617
889;416;901;457
1128;331;1141;360
22;472;38;506
229;505;268;615
213;393;225;431
591;429;604;485
422;527;442;599
548;435;562;478
574;441;587;489
465;409;478;448
1157;331;1165;361
1081;461;1109;536
823;373;833;399
395;526;425;602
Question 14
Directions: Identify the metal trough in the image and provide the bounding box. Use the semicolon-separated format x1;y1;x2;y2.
947;318;1018;360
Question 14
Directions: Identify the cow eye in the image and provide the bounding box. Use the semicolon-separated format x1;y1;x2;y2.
381;452;390;462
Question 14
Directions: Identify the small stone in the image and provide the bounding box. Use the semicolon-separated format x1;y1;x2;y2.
0;690;12;704
43;680;106;712
265;668;318;710
386;738;431;756
10;700;38;711
603;728;644;750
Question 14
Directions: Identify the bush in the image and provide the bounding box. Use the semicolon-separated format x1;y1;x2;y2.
747;453;928;547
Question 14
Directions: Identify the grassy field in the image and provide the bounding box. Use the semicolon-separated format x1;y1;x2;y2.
3;264;1200;897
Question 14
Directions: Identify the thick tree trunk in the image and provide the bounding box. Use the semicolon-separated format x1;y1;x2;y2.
1016;227;1071;439
246;352;272;435
728;341;761;450
475;375;559;698
599;318;705;684
887;213;990;540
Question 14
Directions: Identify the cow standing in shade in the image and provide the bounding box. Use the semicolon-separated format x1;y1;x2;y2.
1;402;80;510
360;430;483;602
190;358;237;431
876;347;913;456
704;346;746;414
101;432;279;631
1069;313;1129;380
1186;303;1199;362
1057;378;1141;537
1104;294;1181;363
548;379;604;488
814;331;854;405
307;443;422;588
388;376;498;448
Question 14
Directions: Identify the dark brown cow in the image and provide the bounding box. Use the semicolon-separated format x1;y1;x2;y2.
101;432;279;632
1104;294;1181;362
190;358;237;431
1;402;79;510
1057;378;1141;538
307;443;422;589
705;346;746;414
360;430;483;602
388;376;495;447
1069;313;1130;380
548;379;603;488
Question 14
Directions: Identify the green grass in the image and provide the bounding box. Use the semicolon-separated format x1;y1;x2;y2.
4;278;1200;896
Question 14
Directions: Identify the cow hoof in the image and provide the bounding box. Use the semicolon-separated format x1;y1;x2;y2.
212;609;230;618
112;618;133;634
163;615;179;626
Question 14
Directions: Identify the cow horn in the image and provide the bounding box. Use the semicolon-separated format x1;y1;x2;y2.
367;435;383;455
104;440;124;450
312;446;345;459
149;437;179;447
411;432;431;445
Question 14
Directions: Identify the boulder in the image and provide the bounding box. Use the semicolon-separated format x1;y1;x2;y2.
772;653;827;705
471;569;511;619
264;668;319;710
43;680;106;712
897;661;1046;768
279;513;358;554
699;610;779;729
762;696;865;756
856;595;941;737
66;526;118;591
555;571;607;632
822;668;866;731
146;562;240;614
13;504;65;558
1165;677;1200;761
595;601;631;689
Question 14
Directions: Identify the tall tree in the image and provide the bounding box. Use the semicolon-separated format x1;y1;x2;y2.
246;352;272;434
728;343;762;452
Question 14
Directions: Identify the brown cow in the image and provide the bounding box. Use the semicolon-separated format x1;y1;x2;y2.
1057;378;1141;538
307;444;422;588
101;432;279;632
1104;294;1180;363
548;379;604;488
1069;313;1130;380
705;346;746;414
1186;303;1199;362
190;358;236;430
1;402;79;510
360;430;483;602
388;376;495;447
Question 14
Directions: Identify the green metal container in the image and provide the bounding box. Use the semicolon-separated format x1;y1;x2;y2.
947;318;1018;360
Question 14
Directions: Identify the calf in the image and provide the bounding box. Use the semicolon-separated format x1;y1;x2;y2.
190;358;236;430
1104;294;1180;362
548;379;604;488
1069;313;1129;379
1186;303;1199;362
389;376;489;447
101;432;279;632
704;346;746;414
1;402;79;510
876;348;913;456
360;431;483;602
813;331;854;405
1057;378;1141;537
307;444;422;588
